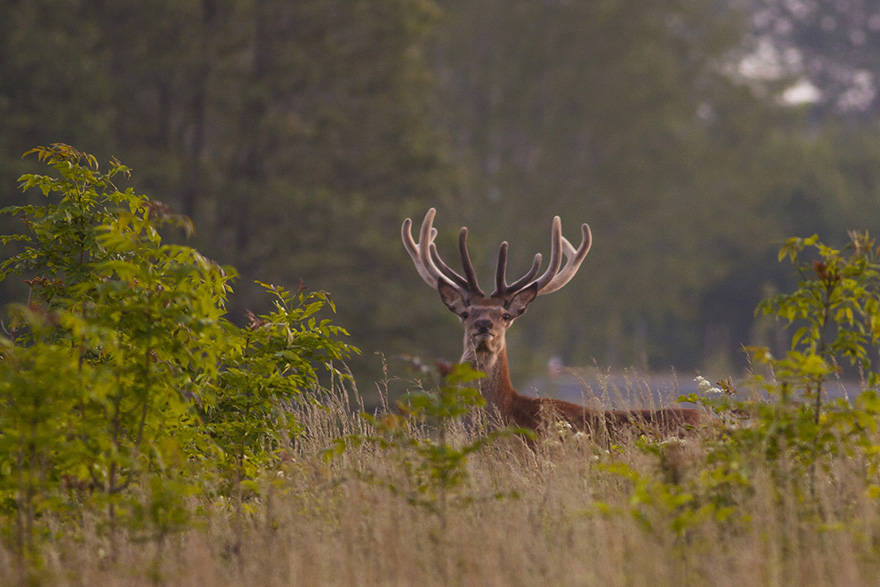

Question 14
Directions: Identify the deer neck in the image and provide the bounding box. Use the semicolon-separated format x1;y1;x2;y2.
461;338;518;413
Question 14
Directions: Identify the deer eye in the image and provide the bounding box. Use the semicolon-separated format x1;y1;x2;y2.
460;312;469;319
502;313;512;321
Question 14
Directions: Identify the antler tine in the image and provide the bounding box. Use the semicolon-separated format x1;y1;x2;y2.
458;227;486;297
402;216;437;288
532;216;564;291
418;209;437;275
430;243;469;290
506;253;542;293
492;242;509;297
493;241;544;298
537;223;592;296
402;208;459;290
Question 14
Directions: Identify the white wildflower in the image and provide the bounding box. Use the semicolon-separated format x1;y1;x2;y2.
658;437;687;447
554;419;573;435
694;375;723;395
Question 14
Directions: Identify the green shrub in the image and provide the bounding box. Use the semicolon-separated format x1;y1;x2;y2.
0;144;356;570
677;231;880;515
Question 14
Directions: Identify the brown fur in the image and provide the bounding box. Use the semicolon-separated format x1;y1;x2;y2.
472;338;701;438
439;282;701;438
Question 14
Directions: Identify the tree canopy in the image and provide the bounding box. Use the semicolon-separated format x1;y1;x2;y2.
3;0;880;388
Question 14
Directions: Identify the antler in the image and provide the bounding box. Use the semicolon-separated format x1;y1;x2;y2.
456;227;486;297
491;216;591;298
534;217;592;296
402;208;486;297
491;242;542;298
403;209;591;299
401;208;442;288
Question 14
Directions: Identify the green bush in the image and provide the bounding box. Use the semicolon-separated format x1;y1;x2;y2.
675;231;880;518
0;145;356;570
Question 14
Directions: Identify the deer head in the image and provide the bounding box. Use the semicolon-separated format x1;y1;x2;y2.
402;208;592;370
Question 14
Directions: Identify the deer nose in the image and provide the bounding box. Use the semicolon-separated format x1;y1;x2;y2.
474;319;493;334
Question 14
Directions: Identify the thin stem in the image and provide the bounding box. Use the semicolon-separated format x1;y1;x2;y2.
813;279;834;427
809;277;835;501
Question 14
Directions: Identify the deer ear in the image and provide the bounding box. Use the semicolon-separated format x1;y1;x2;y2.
505;282;538;317
438;280;468;315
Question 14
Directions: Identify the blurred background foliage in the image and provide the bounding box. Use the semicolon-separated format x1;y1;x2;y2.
2;0;880;392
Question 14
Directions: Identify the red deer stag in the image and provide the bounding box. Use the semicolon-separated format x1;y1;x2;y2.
401;208;701;438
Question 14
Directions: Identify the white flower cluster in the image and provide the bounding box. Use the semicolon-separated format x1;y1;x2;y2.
694;375;723;395
554;419;573;435
541;419;588;448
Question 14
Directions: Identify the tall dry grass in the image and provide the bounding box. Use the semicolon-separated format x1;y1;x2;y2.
5;381;880;587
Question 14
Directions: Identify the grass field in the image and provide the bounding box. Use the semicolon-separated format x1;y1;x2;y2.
8;145;880;586
6;377;880;587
